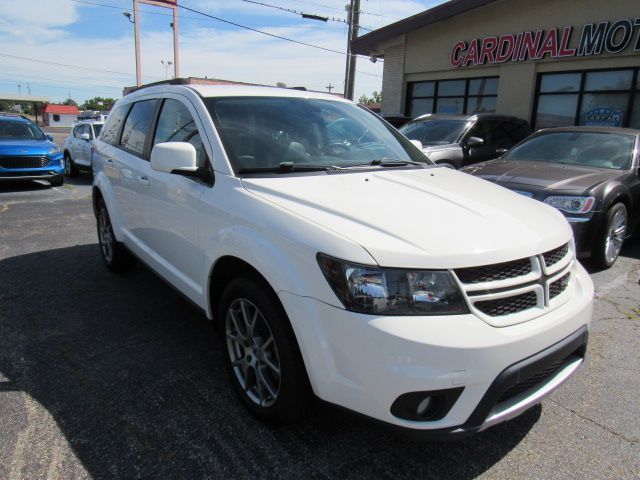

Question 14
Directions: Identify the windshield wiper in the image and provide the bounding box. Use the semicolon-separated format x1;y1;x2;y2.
336;159;427;169
237;162;334;174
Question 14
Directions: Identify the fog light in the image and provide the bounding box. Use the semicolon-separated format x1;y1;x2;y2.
416;396;433;416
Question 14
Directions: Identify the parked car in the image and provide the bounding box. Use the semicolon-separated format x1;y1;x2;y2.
92;84;593;438
0;113;64;187
63;121;104;176
399;114;531;169
462;127;639;268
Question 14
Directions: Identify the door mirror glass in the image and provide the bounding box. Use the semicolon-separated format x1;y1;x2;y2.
467;136;484;148
80;133;90;141
151;142;197;174
410;139;423;151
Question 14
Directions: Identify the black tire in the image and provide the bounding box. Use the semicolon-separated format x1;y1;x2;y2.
591;203;627;269
96;199;136;273
64;152;79;177
218;274;312;425
49;175;64;187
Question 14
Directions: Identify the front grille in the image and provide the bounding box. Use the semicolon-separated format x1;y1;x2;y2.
498;356;568;403
543;243;569;268
549;273;570;299
0;156;50;169
455;258;532;284
475;291;537;317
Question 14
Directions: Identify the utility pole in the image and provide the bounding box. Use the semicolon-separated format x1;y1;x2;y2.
326;83;334;94
133;0;142;86
343;0;360;100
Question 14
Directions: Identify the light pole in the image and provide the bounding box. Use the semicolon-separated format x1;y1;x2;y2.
161;60;173;79
326;83;334;94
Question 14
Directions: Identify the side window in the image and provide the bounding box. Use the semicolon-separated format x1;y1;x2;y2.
79;125;89;137
73;125;81;138
468;121;491;144
507;120;530;144
120;99;159;157
100;105;129;145
153;99;207;166
487;120;510;147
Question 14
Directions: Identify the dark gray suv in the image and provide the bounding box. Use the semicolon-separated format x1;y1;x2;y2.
399;114;531;169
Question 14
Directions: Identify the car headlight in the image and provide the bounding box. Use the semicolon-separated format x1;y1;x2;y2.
543;196;595;214
48;144;61;154
317;253;469;316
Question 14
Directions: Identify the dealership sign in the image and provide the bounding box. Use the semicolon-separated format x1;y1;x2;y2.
450;18;640;68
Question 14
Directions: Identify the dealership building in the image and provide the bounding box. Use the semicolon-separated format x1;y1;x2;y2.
351;0;640;129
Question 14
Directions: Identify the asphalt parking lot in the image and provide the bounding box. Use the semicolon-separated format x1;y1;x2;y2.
0;172;639;479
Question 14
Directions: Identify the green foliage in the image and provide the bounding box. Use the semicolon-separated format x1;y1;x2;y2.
62;98;78;107
81;97;117;111
358;91;382;105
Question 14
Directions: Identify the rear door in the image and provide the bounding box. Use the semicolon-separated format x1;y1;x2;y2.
134;96;210;301
75;125;92;167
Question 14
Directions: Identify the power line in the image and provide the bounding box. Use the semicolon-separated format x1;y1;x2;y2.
290;0;399;19
0;53;140;78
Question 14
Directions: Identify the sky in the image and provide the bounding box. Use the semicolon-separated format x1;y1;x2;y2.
0;0;443;106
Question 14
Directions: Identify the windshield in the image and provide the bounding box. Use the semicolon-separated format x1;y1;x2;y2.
0;120;46;140
399;119;469;146
93;124;103;137
505;131;635;170
205;97;428;173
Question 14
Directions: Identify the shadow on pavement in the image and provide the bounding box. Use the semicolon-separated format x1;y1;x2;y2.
0;175;92;194
0;244;538;479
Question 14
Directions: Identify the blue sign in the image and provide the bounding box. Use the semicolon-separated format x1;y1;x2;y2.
580;107;624;127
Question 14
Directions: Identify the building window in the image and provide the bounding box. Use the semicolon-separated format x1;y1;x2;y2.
533;68;640;129
407;77;498;118
53;114;60;122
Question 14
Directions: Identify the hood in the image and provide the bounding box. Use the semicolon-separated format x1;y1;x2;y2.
0;138;56;156
467;159;623;192
242;168;571;269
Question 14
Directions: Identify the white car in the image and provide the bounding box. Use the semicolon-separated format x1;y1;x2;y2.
63;121;104;176
91;84;593;438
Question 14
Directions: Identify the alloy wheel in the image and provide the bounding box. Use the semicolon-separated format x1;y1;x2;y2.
98;208;114;263
226;298;281;407
604;209;626;264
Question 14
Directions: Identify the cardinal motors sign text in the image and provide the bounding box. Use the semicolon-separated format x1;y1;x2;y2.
450;18;640;68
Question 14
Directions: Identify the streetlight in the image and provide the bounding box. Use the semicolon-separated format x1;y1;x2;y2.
122;11;134;23
161;60;173;80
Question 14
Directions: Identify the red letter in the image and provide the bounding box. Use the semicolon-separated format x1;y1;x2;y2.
463;39;480;66
558;26;576;56
495;34;515;62
519;30;543;60
537;28;559;59
511;32;524;61
450;41;467;68
479;36;498;64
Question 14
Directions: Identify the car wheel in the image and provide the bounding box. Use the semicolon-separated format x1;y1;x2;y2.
64;152;79;177
96;199;136;272
592;203;627;269
49;175;64;187
218;274;311;425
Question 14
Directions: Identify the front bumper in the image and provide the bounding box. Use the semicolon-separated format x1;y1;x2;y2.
278;262;593;437
567;212;606;258
0;155;64;181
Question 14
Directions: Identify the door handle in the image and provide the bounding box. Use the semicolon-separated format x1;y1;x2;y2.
138;176;151;187
105;158;114;164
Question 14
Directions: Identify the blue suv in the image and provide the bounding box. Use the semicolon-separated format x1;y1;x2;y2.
0;114;65;187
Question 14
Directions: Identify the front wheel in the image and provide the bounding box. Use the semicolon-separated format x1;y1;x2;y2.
96;199;136;273
64;152;79;177
218;275;312;425
592;203;627;269
49;175;64;187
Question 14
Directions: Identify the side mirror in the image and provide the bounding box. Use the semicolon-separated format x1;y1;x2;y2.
80;133;90;141
410;139;423;151
46;134;54;141
466;136;484;148
151;142;197;174
495;147;508;156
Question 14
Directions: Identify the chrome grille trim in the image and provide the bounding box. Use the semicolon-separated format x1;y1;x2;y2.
451;243;574;327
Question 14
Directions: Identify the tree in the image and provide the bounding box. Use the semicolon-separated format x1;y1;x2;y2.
62;98;78;107
81;97;117;111
358;91;382;105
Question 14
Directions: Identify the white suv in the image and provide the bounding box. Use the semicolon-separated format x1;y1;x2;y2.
63;121;104;176
92;84;593;438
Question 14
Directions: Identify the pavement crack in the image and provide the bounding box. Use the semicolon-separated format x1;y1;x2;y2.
549;398;639;445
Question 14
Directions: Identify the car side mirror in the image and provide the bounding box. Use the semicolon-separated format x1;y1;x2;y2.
150;142;213;184
410;139;423;151
151;142;197;174
495;147;508;156
466;136;484;148
80;133;90;141
46;134;54;141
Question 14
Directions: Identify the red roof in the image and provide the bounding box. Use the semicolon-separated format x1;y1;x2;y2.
43;104;80;115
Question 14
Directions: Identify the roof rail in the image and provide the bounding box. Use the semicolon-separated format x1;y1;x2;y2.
0;112;31;121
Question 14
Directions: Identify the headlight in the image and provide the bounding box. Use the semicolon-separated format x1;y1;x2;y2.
317;254;468;316
48;144;61;154
543;196;595;214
